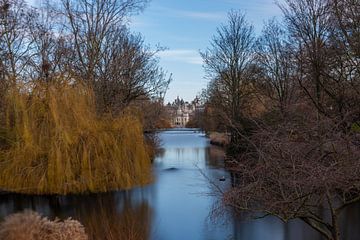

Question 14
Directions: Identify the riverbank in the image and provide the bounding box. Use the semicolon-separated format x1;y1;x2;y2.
0;129;333;239
0;130;232;240
208;132;230;147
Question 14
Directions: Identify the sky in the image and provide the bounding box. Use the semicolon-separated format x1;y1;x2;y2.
27;0;284;103
129;0;283;103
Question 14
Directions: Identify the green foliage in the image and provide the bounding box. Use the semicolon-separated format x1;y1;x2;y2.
351;122;360;132
0;80;151;195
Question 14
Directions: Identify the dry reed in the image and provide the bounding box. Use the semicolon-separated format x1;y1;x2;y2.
0;211;88;240
0;80;151;194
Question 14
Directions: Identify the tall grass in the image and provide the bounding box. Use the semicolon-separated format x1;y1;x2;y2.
0;211;88;240
0;80;151;194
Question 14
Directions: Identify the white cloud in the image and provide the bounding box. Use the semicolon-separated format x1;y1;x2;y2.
178;10;225;21
130;18;155;28
152;6;226;21
158;49;203;65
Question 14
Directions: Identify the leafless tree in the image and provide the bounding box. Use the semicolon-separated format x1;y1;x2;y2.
23;1;71;83
201;3;360;240
279;0;360;129
224;107;360;240
201;11;256;147
326;0;360;125
60;0;147;82
255;18;297;115
59;0;170;114
331;0;360;59
0;0;170;123
279;0;333;119
94;27;170;113
0;0;33;84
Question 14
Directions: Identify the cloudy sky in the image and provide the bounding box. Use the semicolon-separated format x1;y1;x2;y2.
130;0;283;103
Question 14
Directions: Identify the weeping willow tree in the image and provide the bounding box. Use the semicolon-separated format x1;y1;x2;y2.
0;79;152;195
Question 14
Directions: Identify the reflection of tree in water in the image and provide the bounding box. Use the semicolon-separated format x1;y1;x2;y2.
204;146;225;168
201;145;360;240
0;192;152;240
155;147;165;159
224;188;360;240
80;193;152;240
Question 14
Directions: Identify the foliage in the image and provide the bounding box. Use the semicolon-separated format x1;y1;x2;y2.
351;122;360;132
0;80;151;194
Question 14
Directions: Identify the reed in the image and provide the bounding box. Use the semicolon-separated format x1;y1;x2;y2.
0;211;88;240
0;80;151;194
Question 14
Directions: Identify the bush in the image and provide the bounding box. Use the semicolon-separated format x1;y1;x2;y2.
0;211;88;240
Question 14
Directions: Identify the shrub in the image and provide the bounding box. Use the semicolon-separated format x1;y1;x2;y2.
0;211;88;240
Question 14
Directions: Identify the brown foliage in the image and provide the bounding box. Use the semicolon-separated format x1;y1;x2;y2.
0;211;88;240
0;80;151;194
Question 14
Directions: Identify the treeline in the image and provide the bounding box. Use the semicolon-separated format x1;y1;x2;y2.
201;0;359;239
0;0;170;126
202;0;359;144
0;0;170;194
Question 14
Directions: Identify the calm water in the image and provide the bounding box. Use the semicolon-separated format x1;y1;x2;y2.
0;129;359;239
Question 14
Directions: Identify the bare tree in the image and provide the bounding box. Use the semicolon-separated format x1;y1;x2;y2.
0;0;33;84
201;3;360;240
255;18;297;114
224;108;360;240
60;0;148;83
279;0;333;118
95;27;171;113
201;11;256;147
326;0;360;125
279;0;360;129
19;1;70;83
59;0;170;114
331;0;360;59
0;0;170;118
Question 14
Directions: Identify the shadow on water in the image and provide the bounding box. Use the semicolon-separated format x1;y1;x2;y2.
0;129;360;240
0;190;153;240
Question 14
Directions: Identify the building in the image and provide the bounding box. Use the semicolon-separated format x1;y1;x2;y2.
166;96;203;128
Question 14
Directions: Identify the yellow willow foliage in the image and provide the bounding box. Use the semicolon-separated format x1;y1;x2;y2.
0;81;151;195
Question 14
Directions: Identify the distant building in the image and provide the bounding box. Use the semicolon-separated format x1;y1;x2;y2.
166;96;203;128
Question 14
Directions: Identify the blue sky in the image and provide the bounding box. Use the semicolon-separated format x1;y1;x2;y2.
130;0;283;103
27;0;283;103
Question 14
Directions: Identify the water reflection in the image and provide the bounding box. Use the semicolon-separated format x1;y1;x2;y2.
204;146;226;168
81;193;152;240
0;129;359;239
0;191;153;240
231;214;322;240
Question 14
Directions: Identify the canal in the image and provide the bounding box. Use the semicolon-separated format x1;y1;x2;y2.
0;129;359;239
